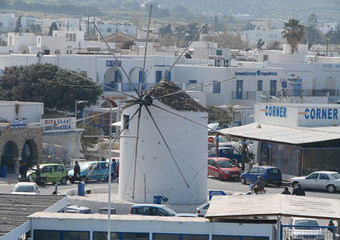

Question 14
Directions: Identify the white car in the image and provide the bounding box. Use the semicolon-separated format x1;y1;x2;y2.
12;182;40;195
130;204;177;216
196;201;210;217
290;171;340;193
285;217;324;240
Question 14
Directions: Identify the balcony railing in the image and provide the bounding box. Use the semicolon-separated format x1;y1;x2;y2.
231;91;256;100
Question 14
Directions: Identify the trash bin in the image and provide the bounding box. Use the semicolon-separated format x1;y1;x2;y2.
153;195;161;204
0;165;7;178
78;181;85;196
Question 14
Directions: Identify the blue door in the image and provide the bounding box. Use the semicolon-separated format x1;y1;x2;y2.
270;80;277;96
293;78;302;96
236;80;243;99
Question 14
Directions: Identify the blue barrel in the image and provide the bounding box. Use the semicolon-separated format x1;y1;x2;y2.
153;195;161;204
1;165;7;178
78;181;85;196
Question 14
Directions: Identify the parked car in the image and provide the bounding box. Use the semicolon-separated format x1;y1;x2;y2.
130;204;177;216
196;201;210;217
208;136;237;150
240;166;282;186
285;217;324;240
208;157;241;181
68;159;118;183
290;171;340;193
65;205;91;214
208;147;242;164
26;164;68;185
12;182;40;195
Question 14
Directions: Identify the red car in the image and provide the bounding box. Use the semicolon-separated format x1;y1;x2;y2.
208;157;241;181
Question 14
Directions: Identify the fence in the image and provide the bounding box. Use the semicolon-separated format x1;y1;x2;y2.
281;224;338;240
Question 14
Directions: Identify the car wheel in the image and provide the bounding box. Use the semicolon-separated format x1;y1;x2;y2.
292;181;299;188
327;184;336;193
60;177;67;185
241;177;247;184
219;174;224;181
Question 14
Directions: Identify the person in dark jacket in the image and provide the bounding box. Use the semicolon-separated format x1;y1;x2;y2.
292;183;305;196
35;164;41;183
281;186;291;195
73;161;81;182
252;176;265;194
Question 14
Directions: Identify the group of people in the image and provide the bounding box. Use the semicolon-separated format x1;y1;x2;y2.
19;161;41;183
251;176;306;196
281;184;305;196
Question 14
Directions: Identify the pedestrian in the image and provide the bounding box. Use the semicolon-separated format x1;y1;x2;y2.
111;158;117;180
19;162;24;181
281;186;291;195
292;183;305;196
73;161;80;183
35;164;41;183
252;176;265;194
22;162;28;181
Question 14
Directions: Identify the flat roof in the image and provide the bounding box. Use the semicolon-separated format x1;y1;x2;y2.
0;194;65;237
220;123;340;145
29;212;209;223
206;194;340;220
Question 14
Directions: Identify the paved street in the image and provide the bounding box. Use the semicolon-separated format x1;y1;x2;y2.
0;176;339;199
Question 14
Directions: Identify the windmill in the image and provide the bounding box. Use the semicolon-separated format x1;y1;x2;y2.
90;5;236;206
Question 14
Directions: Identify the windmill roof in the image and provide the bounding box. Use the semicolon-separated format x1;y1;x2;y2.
146;80;206;112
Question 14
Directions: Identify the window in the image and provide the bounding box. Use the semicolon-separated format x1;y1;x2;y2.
213;236;239;240
156;71;162;83
270;80;276;96
319;174;329;180
257;80;263;91
107;28;112;32
114;70;120;82
123;233;148;240
213;81;221;93
236;80;243;99
42;166;52;173
54;165;63;172
258;168;265;174
189;80;197;84
64;231;89;240
249;167;258;173
306;173;319;180
154;234;180;240
123;114;130;129
93;232;120;240
166;71;171;81
35;230;60;240
216;50;222;56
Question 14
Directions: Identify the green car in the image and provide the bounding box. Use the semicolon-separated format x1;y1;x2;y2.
26;164;68;185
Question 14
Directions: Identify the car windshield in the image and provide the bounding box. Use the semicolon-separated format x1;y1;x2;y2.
217;137;227;142
218;161;233;168
162;206;177;216
332;173;340;179
294;219;319;229
14;185;35;192
79;163;90;170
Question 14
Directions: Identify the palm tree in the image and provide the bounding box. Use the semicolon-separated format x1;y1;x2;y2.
282;19;305;54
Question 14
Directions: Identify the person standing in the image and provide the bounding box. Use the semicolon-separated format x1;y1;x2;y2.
19;162;24;181
292;183;305;196
281;186;291;195
22;162;28;181
35;165;41;183
73;161;81;183
111;158;117;180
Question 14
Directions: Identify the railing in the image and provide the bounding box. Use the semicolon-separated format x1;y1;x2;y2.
103;82;183;93
231;91;256;100
281;224;337;240
102;83;119;91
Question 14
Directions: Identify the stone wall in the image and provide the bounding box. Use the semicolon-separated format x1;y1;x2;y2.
0;127;43;173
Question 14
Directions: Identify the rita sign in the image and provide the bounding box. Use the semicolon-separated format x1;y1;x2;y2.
41;118;76;131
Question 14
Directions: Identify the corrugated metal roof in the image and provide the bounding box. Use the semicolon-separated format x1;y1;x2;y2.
206;194;340;220
219;123;340;145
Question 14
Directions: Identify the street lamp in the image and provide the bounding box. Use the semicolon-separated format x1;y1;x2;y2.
75;100;88;119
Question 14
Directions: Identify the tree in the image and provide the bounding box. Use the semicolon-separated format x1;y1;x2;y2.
159;24;172;37
326;26;340;44
48;22;59;36
307;14;318;26
282;18;305;54
14;15;22;32
303;25;322;49
0;64;103;112
77;123;103;159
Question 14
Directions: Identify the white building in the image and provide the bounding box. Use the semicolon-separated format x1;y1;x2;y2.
240;29;283;48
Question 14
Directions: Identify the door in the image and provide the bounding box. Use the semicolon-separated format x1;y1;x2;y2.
236;80;243;99
303;173;319;189
247;167;259;183
53;165;64;182
270;80;277;96
293;77;302;96
317;173;331;190
211;160;219;177
42;165;54;182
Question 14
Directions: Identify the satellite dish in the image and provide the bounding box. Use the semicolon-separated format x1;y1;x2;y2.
19;45;29;54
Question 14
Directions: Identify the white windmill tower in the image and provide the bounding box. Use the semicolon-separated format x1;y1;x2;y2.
118;80;208;204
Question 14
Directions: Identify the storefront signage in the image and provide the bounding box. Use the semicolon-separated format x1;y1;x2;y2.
235;71;277;76
304;108;338;120
265;105;287;118
41;118;76;131
106;60;121;67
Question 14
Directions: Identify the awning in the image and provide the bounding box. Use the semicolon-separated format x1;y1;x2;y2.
219;123;340;145
206;194;340;220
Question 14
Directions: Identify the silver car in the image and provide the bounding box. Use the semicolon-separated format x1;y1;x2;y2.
285;218;325;240
290;171;340;193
